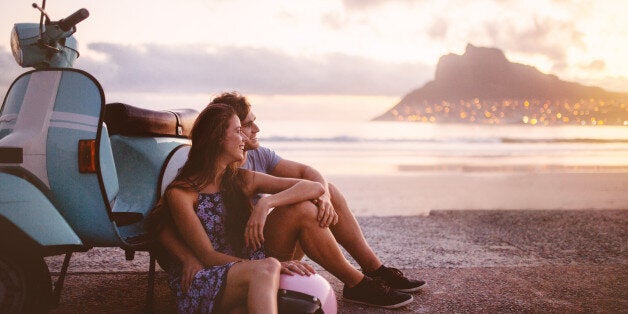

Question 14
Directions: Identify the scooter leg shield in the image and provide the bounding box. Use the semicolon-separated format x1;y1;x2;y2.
0;172;82;250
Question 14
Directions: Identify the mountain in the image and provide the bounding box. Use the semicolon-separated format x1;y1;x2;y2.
375;44;628;125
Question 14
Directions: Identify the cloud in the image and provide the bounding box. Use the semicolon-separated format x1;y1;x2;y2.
342;0;420;10
69;43;430;96
321;12;346;30
579;59;606;72
483;16;584;65
427;19;448;39
342;0;392;10
0;47;29;98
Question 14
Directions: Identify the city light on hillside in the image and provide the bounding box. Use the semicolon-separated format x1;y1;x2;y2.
390;98;628;126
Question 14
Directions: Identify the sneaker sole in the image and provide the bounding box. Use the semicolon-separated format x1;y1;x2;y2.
342;295;414;309
395;282;427;293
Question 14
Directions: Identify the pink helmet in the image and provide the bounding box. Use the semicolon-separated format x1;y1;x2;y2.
278;273;337;314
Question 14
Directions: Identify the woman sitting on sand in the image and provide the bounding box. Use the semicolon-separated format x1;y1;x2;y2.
150;103;321;313
152;103;413;313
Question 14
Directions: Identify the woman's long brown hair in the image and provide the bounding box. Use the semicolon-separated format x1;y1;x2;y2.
148;104;252;256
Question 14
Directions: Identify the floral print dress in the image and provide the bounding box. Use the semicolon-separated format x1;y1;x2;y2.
168;192;265;314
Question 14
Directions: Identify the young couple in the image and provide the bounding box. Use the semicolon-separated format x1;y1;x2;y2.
151;92;425;313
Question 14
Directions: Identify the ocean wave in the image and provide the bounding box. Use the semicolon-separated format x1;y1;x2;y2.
501;138;628;144
261;136;628;144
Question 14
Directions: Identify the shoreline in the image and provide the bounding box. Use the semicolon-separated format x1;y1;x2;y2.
327;171;628;216
397;164;628;172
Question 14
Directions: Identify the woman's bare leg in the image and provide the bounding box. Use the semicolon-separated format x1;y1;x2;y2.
327;183;383;272
218;258;281;314
264;201;363;287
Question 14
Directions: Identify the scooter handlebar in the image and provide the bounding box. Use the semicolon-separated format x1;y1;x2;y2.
58;8;89;31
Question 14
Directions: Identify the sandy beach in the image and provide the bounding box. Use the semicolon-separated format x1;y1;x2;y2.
327;171;628;216
40;170;628;312
46;209;627;313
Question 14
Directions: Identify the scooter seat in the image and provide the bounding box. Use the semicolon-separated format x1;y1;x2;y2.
104;103;198;138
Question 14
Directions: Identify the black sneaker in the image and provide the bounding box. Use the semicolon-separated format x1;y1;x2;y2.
343;276;413;309
364;265;426;292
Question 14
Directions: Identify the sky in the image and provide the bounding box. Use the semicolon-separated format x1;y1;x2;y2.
0;0;627;120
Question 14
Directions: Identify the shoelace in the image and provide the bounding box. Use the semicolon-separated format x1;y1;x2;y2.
369;278;392;295
383;267;405;278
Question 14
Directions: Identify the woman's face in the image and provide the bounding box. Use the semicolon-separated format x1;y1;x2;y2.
221;114;246;163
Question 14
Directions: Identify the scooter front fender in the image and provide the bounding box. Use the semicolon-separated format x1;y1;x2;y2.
0;171;82;255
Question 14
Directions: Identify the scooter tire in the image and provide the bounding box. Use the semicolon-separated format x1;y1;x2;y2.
0;250;52;313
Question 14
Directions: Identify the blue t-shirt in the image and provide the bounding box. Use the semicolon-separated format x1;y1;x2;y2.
242;146;282;174
241;147;282;204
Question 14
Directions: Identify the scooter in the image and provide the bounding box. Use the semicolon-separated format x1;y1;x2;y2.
0;2;197;312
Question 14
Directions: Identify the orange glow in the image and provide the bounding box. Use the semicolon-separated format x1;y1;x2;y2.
78;140;97;173
390;97;626;126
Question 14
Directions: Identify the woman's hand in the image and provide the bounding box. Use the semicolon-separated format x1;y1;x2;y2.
180;256;204;293
314;194;338;228
245;199;270;251
280;260;317;276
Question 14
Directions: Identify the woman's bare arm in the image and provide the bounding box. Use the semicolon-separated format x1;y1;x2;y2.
167;188;243;266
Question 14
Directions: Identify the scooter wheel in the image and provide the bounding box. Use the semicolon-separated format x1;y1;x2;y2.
0;250;52;313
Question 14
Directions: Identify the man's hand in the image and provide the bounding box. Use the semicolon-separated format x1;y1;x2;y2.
280;260;317;276
314;194;338;228
180;256;204;293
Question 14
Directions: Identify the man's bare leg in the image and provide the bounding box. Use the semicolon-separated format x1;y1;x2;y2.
264;200;415;309
264;201;364;287
327;183;383;272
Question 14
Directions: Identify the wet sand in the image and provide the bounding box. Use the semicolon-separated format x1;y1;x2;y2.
327;172;628;216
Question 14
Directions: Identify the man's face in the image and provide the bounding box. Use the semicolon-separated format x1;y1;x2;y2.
241;111;260;150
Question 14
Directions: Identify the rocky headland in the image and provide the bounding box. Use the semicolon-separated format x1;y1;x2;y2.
375;44;628;126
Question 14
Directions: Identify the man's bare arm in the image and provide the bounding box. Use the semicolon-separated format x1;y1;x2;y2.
270;159;338;227
159;223;200;263
270;159;323;182
158;223;204;292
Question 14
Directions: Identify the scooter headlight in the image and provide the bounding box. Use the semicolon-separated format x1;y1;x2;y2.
10;26;23;66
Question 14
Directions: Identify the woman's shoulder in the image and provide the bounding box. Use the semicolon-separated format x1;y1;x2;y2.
165;184;198;201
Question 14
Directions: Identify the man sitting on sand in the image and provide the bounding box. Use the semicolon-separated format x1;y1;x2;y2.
212;92;426;285
159;92;425;308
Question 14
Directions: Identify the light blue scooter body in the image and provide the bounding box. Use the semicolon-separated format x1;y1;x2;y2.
109;135;188;243
0;171;82;250
0;68;188;250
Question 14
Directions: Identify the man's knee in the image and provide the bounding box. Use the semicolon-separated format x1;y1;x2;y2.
291;201;318;221
328;182;340;197
276;201;318;221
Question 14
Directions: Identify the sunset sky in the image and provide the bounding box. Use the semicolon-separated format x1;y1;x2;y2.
1;0;626;120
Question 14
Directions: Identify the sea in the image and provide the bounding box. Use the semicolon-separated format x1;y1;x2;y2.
258;120;628;175
233;98;628;176
122;93;628;176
